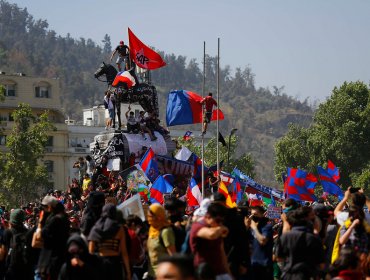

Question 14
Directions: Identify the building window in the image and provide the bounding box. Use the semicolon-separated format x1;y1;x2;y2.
46;136;53;147
0;114;7;121
44;160;54;173
8;112;14;122
5;84;16;97
35;86;50;98
0;135;6;145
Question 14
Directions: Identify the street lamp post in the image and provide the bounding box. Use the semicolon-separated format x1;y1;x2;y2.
227;128;238;168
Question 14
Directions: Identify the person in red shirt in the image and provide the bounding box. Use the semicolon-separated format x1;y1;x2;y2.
189;202;232;279
200;92;217;135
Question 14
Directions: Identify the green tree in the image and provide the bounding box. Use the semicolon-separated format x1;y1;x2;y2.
0;84;4;101
177;135;255;177
102;34;112;54
274;81;370;188
0;103;56;207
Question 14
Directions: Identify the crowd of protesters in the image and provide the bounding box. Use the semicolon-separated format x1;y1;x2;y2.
0;154;370;280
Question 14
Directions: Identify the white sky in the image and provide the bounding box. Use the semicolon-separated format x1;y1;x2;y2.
8;0;370;101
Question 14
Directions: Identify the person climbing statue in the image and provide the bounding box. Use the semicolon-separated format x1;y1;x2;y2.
110;41;130;71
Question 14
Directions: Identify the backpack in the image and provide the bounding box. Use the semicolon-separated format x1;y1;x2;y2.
159;224;186;253
104;99;109;109
6;229;31;268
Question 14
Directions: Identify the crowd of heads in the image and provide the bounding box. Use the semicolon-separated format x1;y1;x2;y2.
1;153;370;280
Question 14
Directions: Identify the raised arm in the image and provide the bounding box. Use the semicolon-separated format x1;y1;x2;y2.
334;187;351;217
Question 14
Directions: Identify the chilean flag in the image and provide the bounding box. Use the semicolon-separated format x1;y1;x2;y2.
150;176;173;204
112;70;136;88
183;131;193;141
187;178;203;206
128;28;166;70
139;147;159;183
166;90;224;126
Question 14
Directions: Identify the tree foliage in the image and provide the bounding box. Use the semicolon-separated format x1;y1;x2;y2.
177;135;255;178
0;84;4;102
0;103;56;207
274;81;370;188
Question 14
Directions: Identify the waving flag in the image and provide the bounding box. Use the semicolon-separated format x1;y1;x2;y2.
128;28;166;70
219;181;236;208
166;90;224;126
150;176;173;204
187;178;203;206
139;147;159;183
183;131;193;141
285;168;317;202
248;193;264;206
112;71;136;88
192;153;208;181
231;177;243;203
163;174;175;185
138;183;150;202
175;146;193;161
327;160;340;182
317;166;344;199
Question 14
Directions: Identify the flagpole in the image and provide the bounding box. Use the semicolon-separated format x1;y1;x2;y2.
201;41;206;199
216;38;220;175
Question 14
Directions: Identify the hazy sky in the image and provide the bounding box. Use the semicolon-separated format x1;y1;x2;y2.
8;0;370;101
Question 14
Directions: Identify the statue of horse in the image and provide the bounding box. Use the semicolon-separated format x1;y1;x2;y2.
94;62;159;129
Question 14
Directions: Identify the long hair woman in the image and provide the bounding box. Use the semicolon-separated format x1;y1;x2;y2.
88;203;131;280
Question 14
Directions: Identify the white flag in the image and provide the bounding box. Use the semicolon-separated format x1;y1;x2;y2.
175;146;192;161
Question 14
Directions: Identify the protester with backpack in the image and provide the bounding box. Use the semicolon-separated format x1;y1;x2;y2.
147;204;176;279
0;209;34;280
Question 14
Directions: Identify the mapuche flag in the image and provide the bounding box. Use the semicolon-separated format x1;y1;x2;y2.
128;28;166;70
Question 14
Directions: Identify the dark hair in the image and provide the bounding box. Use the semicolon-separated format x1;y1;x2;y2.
251;205;266;215
286;206;312;227
85;155;92;161
126;215;143;228
208;92;213;97
158;254;196;279
348;205;365;221
164;198;186;211
283;198;299;209
351;192;366;208
212;192;226;203
206;203;226;219
330;248;359;276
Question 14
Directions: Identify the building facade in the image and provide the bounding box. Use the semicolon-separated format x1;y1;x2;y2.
0;72;69;190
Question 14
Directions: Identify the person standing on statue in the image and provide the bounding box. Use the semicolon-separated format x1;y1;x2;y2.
200;92;217;135
110;41;130;71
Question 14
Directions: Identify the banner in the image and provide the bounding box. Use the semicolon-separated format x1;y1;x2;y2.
101;133;125;158
156;155;194;177
125;131;167;156
233;168;284;199
117;194;145;221
119;164;151;191
267;205;282;220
